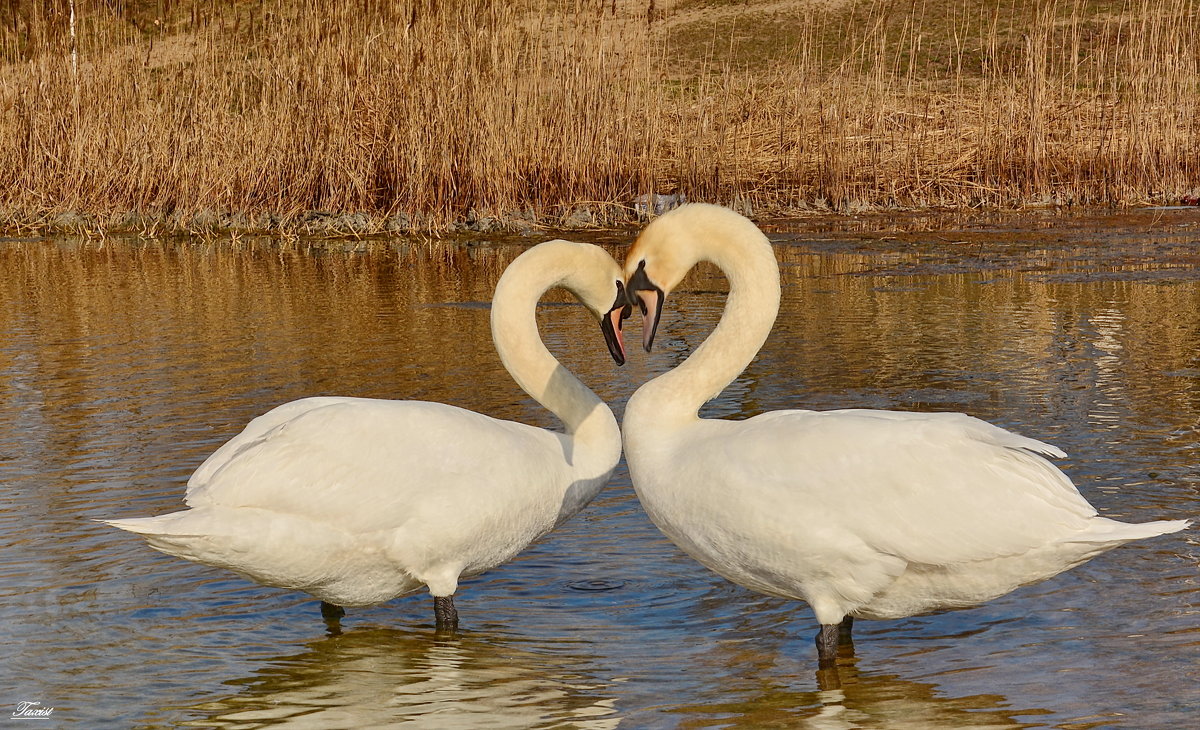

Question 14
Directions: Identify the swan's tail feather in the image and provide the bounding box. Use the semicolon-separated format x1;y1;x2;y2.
100;508;361;579
1070;518;1190;545
101;513;191;535
99;511;217;561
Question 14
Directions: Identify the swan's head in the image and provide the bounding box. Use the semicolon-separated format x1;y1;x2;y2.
552;240;631;366
499;239;630;365
617;203;750;351
598;281;632;366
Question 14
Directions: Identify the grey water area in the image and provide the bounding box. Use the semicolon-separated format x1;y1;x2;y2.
1;208;1197;728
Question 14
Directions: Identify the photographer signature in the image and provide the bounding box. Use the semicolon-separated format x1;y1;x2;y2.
11;701;54;720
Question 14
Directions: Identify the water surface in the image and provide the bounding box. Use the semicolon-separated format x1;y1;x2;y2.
1;213;1196;727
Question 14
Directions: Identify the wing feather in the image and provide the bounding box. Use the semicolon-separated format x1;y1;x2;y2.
712;409;1096;566
183;397;566;534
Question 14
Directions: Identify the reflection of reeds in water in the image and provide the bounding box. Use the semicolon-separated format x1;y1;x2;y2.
669;216;1200;444
0;239;505;434
3;1;1199;231
0;235;629;442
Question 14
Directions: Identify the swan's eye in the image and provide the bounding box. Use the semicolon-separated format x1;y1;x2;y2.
615;284;632;319
616;279;634;310
627;260;657;316
611;281;633;315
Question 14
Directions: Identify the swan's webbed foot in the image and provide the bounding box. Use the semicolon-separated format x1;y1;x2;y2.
434;595;458;632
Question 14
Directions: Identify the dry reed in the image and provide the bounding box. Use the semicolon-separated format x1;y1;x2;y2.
2;0;1198;234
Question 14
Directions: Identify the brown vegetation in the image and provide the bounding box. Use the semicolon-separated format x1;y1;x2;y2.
2;0;1198;234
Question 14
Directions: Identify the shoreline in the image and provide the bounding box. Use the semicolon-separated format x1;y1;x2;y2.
7;200;1199;243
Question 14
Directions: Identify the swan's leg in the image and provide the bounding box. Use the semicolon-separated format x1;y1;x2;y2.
320;601;345;621
434;595;458;630
838;616;854;645
815;616;855;659
320;601;345;635
815;617;855;689
815;623;841;668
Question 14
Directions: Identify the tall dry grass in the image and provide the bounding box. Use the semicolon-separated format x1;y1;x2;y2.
1;0;1198;233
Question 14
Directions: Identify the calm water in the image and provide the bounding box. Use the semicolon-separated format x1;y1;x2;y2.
1;212;1197;728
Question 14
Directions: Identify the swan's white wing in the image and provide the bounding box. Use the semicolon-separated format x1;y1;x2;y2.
184;397;569;535
187;396;349;497
715;409;1097;566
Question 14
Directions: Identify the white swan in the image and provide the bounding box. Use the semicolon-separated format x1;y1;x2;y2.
616;203;1190;667
103;240;629;628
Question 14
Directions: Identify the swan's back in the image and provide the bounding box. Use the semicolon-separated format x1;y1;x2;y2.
727;410;1092;555
185;397;572;533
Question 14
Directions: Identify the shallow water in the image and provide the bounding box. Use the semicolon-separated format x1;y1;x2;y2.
1;213;1196;728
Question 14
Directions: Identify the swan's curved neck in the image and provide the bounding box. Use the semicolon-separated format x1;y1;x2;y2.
490;257;616;447
634;225;781;425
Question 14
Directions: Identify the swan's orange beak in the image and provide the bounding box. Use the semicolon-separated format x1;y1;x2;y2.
626;261;664;352
601;282;631;365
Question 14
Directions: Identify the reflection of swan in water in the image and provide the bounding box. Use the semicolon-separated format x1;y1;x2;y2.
666;627;1036;729
101;241;628;628
679;665;1030;729
176;628;619;729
